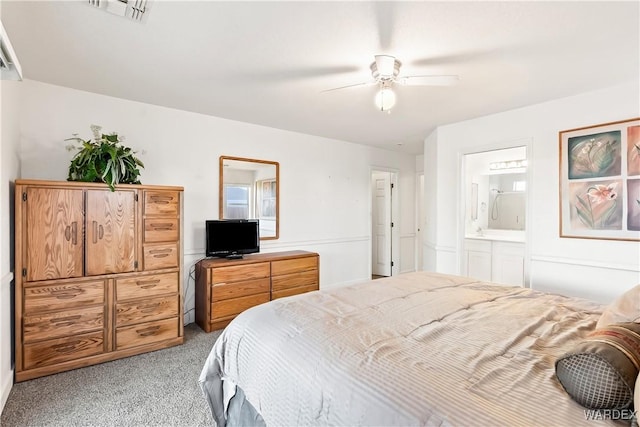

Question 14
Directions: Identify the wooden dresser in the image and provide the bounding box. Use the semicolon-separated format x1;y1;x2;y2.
195;250;319;332
14;179;184;382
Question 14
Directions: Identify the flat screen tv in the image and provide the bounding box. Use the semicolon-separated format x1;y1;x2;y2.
205;219;260;259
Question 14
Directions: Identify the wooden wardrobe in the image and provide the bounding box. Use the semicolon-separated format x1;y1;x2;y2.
14;179;184;382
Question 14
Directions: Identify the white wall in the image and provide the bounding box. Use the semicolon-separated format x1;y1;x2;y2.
425;80;640;303
17;80;417;324
0;79;22;411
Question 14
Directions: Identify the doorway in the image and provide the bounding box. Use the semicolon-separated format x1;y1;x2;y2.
371;170;397;278
417;173;424;271
460;144;530;287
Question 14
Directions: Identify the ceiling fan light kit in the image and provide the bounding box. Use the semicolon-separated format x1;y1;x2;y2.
374;86;396;112
325;54;459;113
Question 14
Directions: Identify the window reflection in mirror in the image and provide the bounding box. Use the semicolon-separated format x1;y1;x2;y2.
219;156;279;240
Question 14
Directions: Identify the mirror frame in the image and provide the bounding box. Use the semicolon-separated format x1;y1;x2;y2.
219;155;280;240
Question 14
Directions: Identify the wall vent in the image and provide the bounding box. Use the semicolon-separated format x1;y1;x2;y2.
88;0;150;23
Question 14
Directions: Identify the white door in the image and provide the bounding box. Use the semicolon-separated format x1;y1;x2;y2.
372;171;392;276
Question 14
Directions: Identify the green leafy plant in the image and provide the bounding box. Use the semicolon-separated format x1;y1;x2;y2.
66;125;144;191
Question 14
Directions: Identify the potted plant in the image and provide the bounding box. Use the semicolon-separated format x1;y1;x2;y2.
66;125;144;191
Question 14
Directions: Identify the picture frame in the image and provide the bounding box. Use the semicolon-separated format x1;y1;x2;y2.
559;117;640;241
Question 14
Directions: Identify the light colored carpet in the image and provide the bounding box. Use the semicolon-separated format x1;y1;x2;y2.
1;324;221;427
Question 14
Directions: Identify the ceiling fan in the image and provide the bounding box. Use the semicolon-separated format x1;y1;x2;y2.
324;55;459;112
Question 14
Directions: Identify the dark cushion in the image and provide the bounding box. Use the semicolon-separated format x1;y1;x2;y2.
555;322;640;410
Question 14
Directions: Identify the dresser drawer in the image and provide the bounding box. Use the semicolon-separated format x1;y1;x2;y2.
23;305;104;343
23;331;104;370
144;191;179;216
272;283;319;300
211;262;270;285
271;269;318;292
116;317;179;350
116;272;178;301
144;218;179;243
24;280;105;314
143;243;179;270
116;295;179;327
271;256;318;276
212;278;270;301
211;292;269;321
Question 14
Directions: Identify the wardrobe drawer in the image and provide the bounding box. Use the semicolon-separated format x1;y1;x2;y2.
210;262;270;285
211;292;269;321
144;218;179;243
272;283;319;300
211;278;270;301
271;269;318;292
116;272;178;301
116;317;179;350
143;243;179;270
271;256;318;276
116;295;179;327
144;191;179;216
24;280;105;314
23;331;104;370
23;305;104;343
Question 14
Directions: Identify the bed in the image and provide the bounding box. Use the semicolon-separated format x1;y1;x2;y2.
199;271;637;426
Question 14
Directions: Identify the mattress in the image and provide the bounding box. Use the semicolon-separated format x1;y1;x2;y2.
199;271;616;426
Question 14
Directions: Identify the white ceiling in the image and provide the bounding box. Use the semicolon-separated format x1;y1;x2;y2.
2;1;639;154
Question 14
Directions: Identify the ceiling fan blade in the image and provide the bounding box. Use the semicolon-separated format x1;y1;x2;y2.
374;2;395;50
321;81;376;93
398;75;460;86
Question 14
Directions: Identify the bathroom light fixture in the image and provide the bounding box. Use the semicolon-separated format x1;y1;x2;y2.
489;159;527;170
374;86;396;112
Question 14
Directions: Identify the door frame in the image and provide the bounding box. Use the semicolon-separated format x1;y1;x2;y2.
369;166;399;278
457;138;533;286
416;173;425;271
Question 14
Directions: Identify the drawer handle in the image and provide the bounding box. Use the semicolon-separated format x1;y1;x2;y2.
150;196;173;204
51;289;81;299
137;279;160;289
52;341;80;353
50;315;82;324
64;225;71;241
153;254;169;259
71;221;78;245
150;223;173;230
137;325;160;337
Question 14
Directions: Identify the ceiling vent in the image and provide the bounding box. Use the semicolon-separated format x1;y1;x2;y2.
0;20;23;81
88;0;150;22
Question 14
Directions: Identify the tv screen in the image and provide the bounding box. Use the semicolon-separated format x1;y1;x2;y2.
206;219;260;258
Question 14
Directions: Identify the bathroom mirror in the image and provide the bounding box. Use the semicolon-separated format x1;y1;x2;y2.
219;156;279;240
464;146;527;235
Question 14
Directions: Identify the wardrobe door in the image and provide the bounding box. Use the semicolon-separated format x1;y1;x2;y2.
86;189;136;275
24;187;84;281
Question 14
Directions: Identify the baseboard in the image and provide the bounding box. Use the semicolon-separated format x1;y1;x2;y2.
0;366;12;413
0;272;13;413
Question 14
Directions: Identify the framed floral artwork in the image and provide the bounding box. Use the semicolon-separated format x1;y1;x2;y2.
559;117;640;241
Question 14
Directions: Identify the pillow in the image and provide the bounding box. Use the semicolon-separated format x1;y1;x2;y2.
597;285;640;329
555;322;640;410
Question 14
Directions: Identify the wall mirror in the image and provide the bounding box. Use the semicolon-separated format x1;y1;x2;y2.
219;156;279;240
464;146;527;234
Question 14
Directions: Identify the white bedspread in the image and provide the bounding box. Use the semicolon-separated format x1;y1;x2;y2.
200;271;616;426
